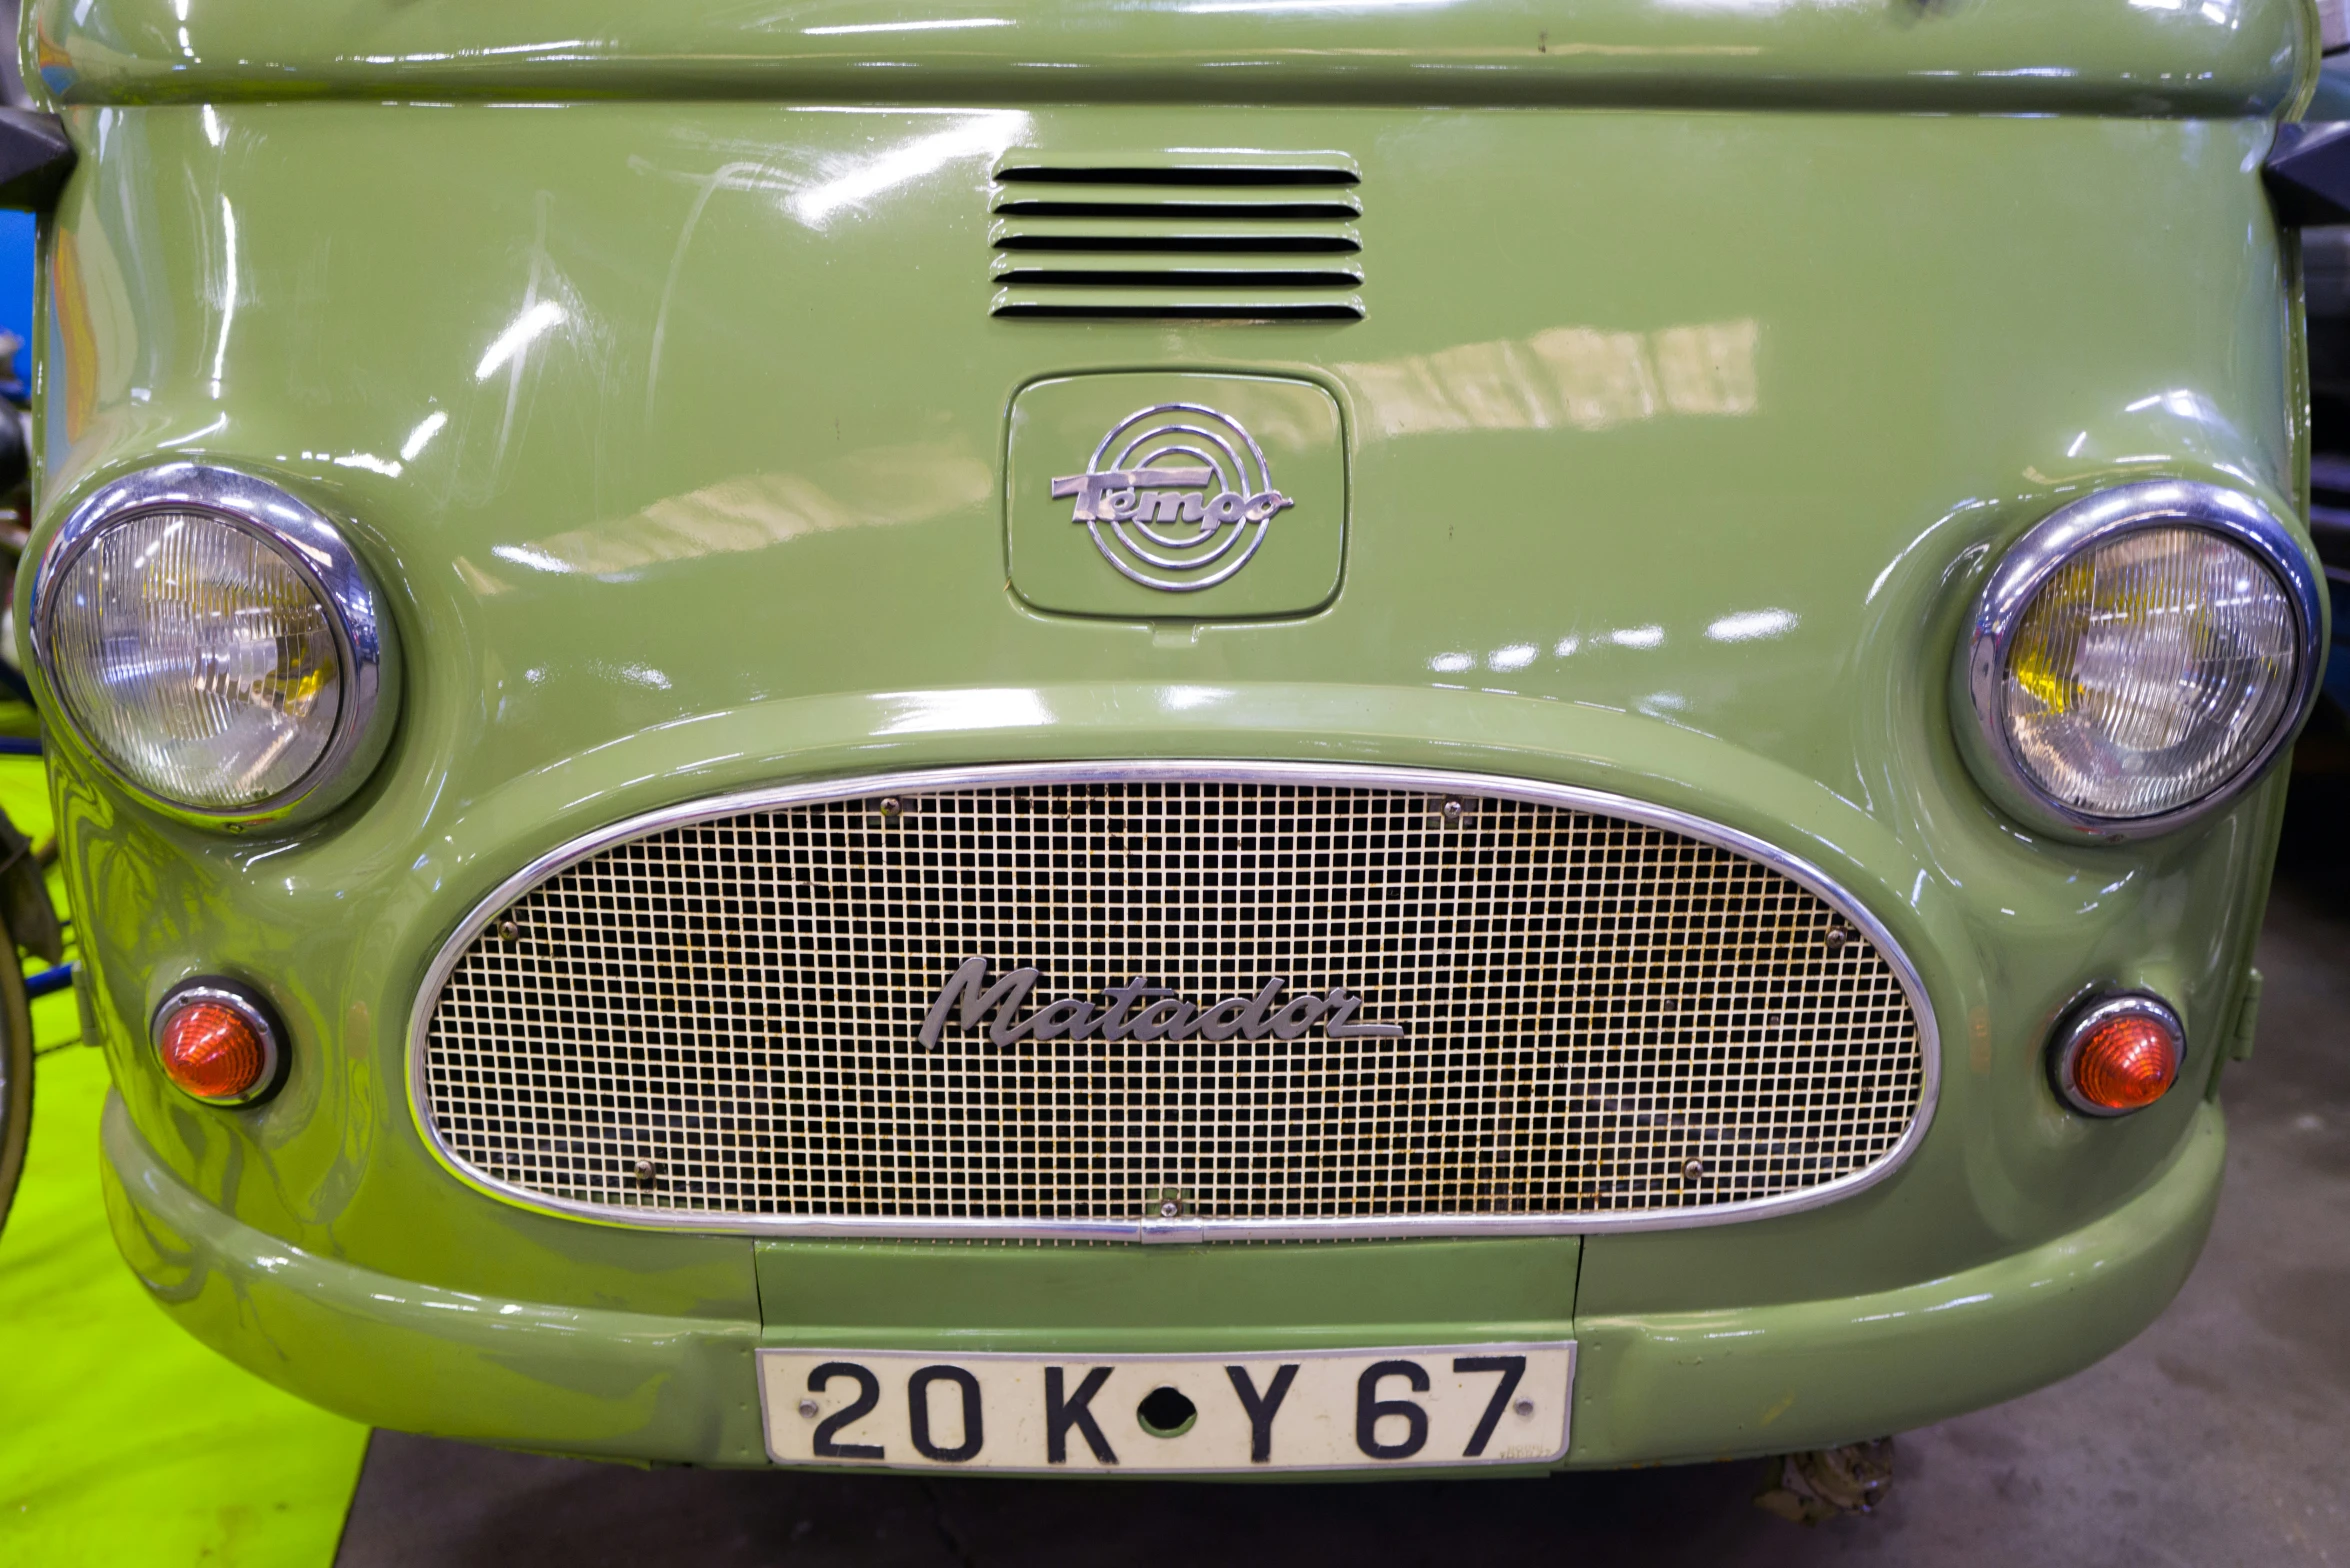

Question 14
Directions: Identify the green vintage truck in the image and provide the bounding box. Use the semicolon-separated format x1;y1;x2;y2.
0;0;2335;1478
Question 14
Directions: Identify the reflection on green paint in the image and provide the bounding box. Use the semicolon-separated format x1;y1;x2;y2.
0;752;366;1565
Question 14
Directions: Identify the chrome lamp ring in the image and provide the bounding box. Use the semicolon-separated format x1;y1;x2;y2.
151;978;287;1108
1953;479;2325;844
28;463;401;829
2049;990;2186;1119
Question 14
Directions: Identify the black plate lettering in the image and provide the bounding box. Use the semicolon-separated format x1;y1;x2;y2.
807;1361;883;1460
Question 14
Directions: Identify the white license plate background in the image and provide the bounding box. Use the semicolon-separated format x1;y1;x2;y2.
758;1343;1573;1473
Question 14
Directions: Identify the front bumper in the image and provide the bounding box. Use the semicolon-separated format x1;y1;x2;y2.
102;1088;2225;1470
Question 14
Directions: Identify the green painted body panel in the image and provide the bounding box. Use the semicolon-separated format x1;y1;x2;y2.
15;0;2321;1469
26;0;2313;116
754;1237;1582;1349
101;1094;770;1465
1574;1102;2227;1463
101;1078;2224;1466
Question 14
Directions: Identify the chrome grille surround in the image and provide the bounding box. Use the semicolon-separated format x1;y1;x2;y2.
410;763;1938;1241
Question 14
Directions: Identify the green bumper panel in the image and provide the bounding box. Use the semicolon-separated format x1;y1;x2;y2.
1574;1103;2227;1463
99;1093;768;1465
101;1087;2224;1470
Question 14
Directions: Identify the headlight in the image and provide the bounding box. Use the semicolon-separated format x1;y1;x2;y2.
1957;481;2323;841
30;465;398;826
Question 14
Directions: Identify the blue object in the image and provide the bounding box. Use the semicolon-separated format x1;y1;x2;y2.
25;962;74;1000
2310;60;2350;122
0;208;30;394
0;737;40;756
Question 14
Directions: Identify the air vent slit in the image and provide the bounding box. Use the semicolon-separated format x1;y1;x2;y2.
996;166;1359;187
990;156;1364;324
993;304;1364;322
994;200;1359;221
993;270;1362;289
994;235;1361;255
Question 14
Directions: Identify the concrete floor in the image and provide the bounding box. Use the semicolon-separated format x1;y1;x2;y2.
336;763;2350;1568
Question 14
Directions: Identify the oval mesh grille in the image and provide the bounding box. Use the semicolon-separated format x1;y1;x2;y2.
419;774;1929;1236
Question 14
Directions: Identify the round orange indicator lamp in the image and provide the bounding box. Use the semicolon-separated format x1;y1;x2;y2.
152;981;284;1106
2052;993;2184;1117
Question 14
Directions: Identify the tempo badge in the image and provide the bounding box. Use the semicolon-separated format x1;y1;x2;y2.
1048;402;1294;591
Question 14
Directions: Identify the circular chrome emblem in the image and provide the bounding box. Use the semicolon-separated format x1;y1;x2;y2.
1047;403;1295;592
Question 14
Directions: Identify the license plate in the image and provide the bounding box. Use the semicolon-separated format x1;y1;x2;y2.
757;1343;1574;1473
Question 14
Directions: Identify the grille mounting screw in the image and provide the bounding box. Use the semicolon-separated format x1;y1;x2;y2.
1441;797;1466;825
497;919;521;946
1682;1157;1706;1181
1158;1198;1181;1219
877;797;903;822
632;1158;659;1186
797;1398;821;1420
1825;925;1850;953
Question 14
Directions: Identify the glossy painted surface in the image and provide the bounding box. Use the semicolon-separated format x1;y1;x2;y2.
102;1079;2224;1465
26;0;2313;116
13;42;2320;1467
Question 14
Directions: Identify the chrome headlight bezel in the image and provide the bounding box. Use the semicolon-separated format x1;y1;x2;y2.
1954;480;2324;844
28;463;400;829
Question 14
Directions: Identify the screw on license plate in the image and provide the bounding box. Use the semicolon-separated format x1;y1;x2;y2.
798;1398;820;1419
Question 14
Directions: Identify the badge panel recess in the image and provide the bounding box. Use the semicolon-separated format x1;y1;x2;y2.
1007;372;1347;619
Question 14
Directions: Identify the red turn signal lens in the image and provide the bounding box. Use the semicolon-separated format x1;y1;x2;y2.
153;985;281;1105
2053;995;2183;1117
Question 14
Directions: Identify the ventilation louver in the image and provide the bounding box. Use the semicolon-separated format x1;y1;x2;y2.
990;157;1364;322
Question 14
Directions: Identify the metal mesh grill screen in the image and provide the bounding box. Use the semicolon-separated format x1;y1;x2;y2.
421;779;1927;1233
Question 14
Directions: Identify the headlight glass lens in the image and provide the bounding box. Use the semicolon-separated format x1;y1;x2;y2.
47;509;342;810
2001;524;2300;820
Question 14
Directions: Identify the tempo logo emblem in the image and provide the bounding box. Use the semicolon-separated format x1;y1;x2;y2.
1048;402;1295;592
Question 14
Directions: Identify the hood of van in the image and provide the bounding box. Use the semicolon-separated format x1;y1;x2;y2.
31;0;2307;117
